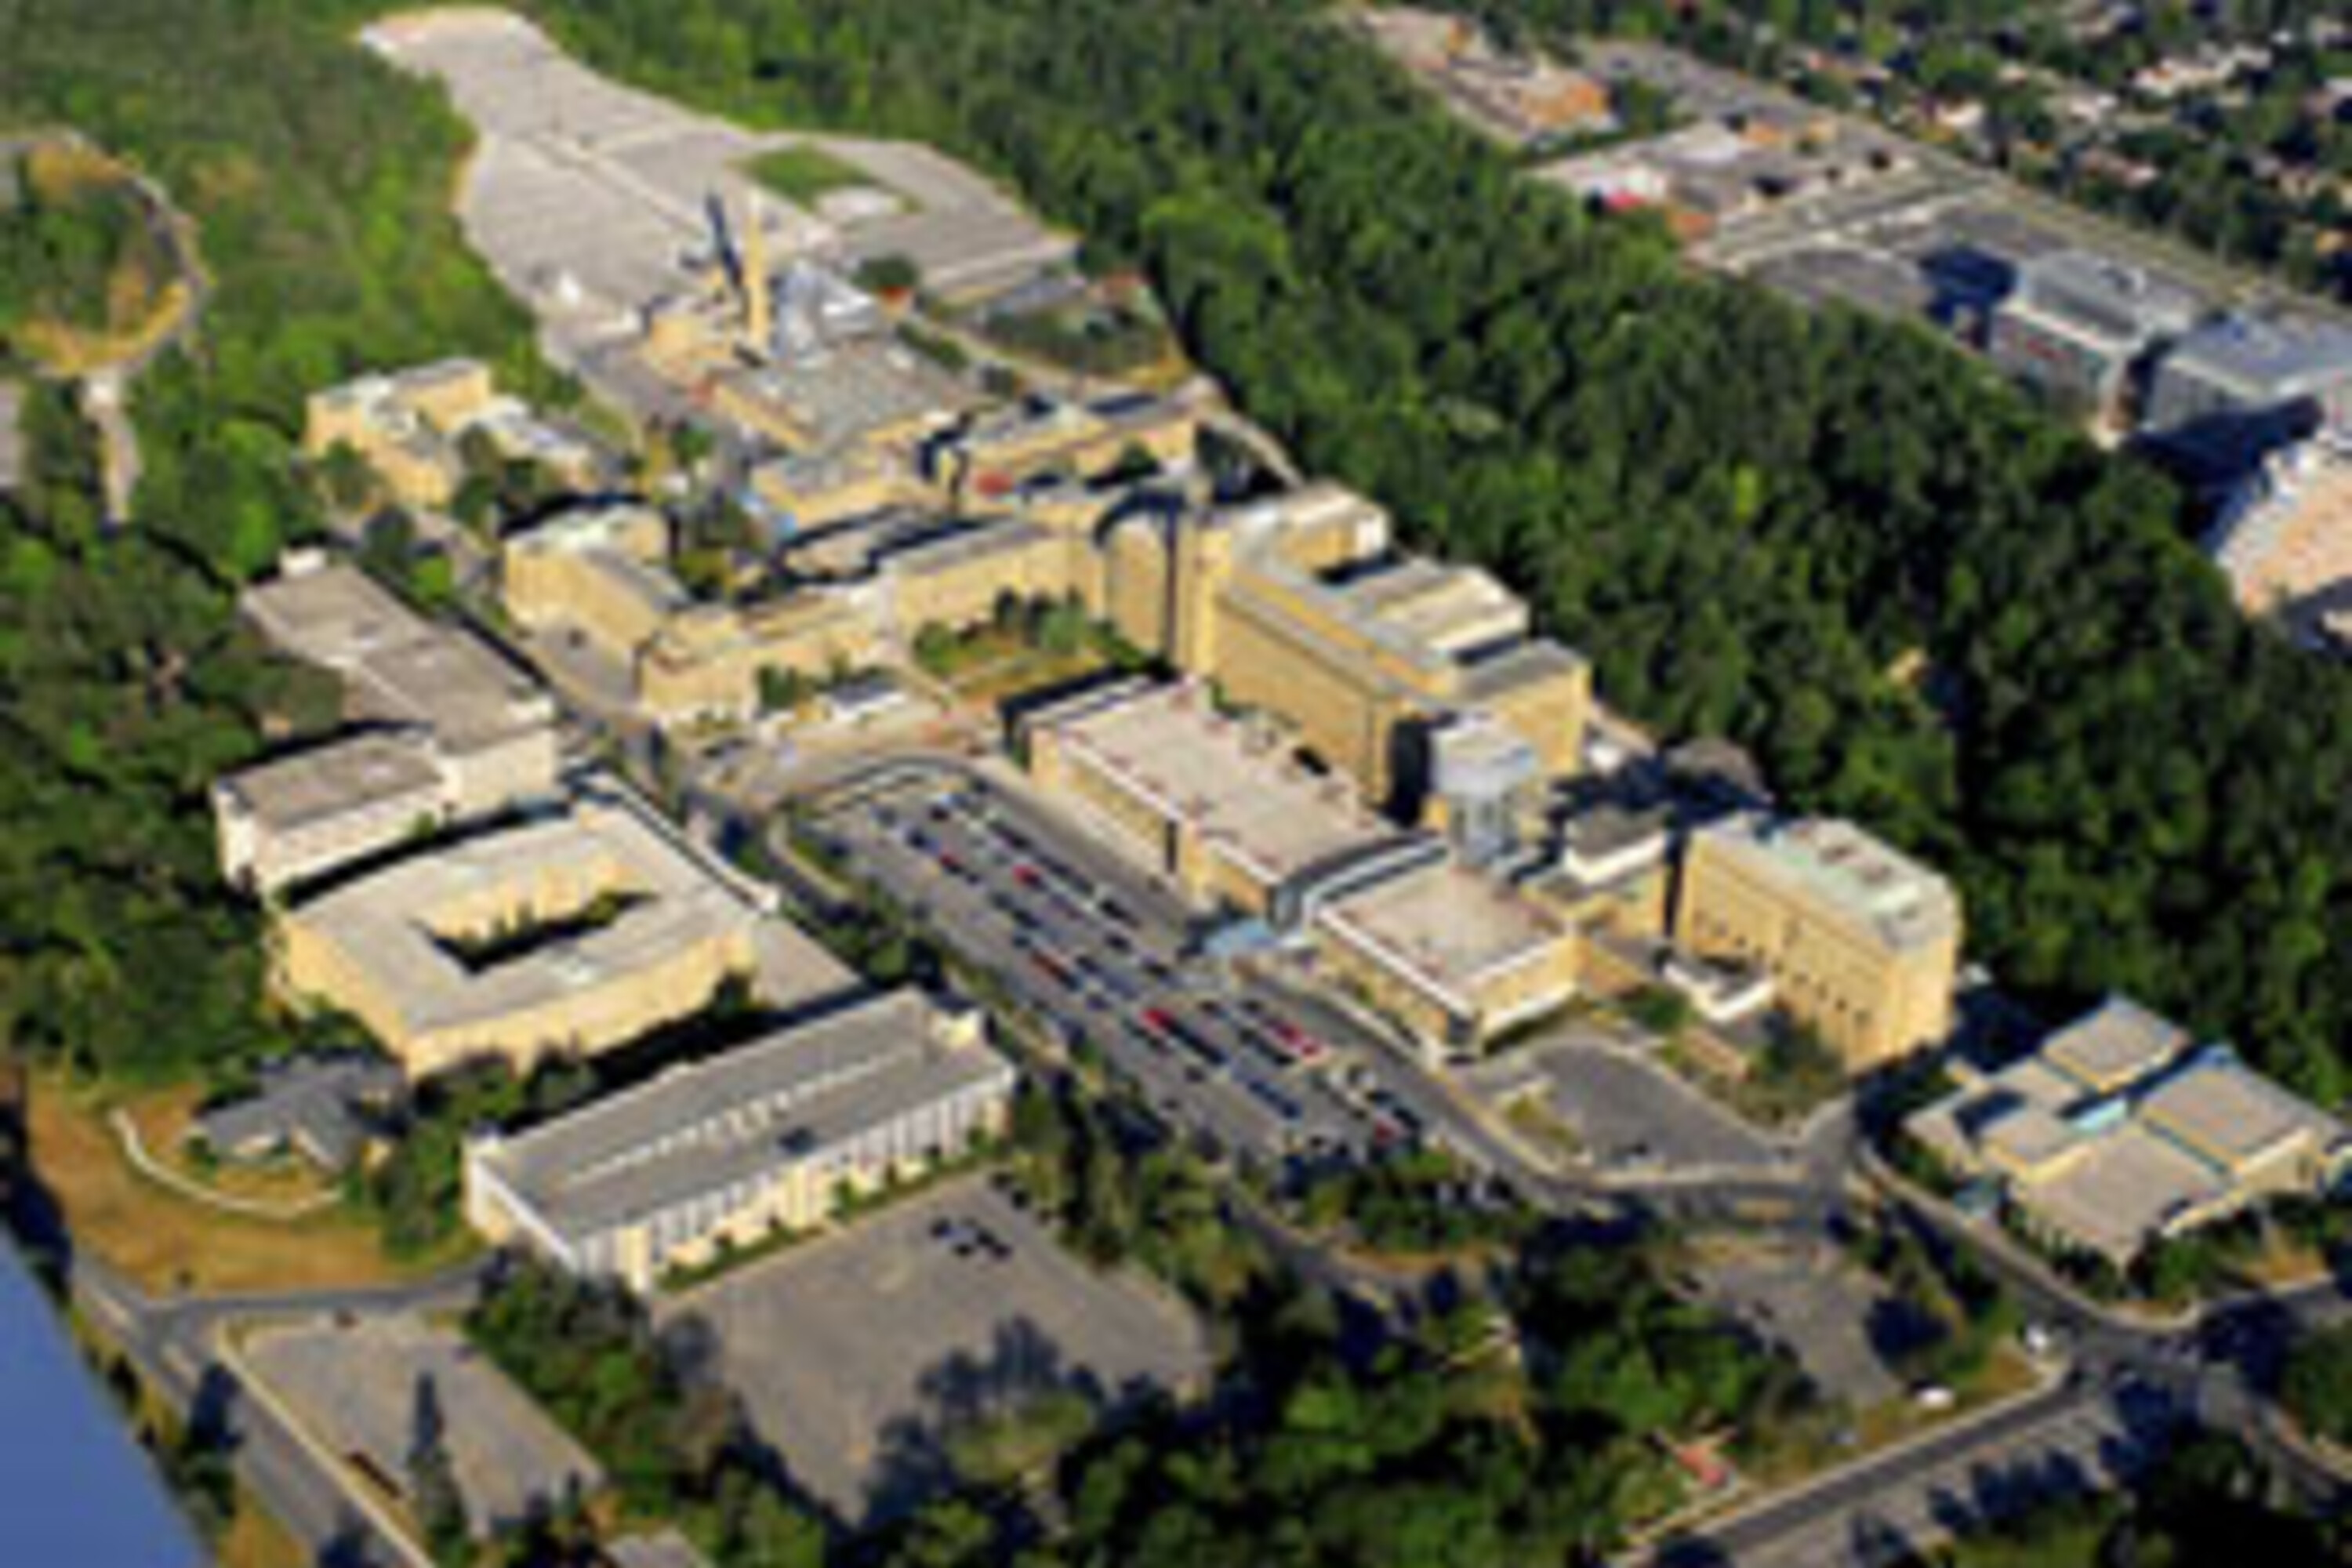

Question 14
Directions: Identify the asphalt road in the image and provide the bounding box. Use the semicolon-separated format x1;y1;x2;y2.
71;1256;485;1568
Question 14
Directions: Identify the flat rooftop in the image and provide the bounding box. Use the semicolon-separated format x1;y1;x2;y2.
215;730;443;833
478;990;1015;1243
285;783;760;1041
724;338;975;449
2140;1051;2345;1173
2026;1121;2233;1265
1042;682;1396;887
2041;995;2190;1092
1319;858;1568;1007
1697;813;1959;953
242;557;552;755
2166;314;2352;397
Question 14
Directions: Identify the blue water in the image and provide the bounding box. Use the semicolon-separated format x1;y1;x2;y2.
0;1242;206;1568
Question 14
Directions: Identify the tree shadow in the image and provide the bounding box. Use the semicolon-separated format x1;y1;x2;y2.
861;1314;1127;1529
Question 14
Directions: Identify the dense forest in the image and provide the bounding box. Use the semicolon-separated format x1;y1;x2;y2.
532;0;2352;1094
0;150;157;359
0;0;544;1083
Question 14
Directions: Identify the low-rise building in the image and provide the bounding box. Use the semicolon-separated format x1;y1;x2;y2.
271;780;764;1079
1674;813;1961;1072
193;1051;404;1172
2146;314;2352;474
222;554;561;890
1024;679;1406;920
1908;996;2352;1268
706;338;978;456
303;359;598;510
1988;250;2202;418
464;989;1017;1291
1315;856;1578;1053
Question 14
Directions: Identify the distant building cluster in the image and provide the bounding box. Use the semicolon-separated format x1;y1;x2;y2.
1910;997;2350;1267
1357;7;1616;148
1531;41;2352;495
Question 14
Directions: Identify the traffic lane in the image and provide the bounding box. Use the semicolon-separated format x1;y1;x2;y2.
1645;1381;2163;1568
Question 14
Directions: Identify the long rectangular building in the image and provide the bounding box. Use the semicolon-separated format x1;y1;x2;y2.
465;990;1017;1290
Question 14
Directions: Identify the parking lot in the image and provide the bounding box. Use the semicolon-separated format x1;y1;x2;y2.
1690;1236;1904;1413
662;1177;1209;1525
366;10;1072;339
1484;1032;1780;1179
246;1313;601;1537
811;767;1428;1177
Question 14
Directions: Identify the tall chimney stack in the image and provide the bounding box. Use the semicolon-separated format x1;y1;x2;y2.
741;191;772;354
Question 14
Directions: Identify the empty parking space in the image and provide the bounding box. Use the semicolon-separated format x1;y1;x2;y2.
1509;1033;1778;1177
663;1176;1208;1526
247;1312;601;1537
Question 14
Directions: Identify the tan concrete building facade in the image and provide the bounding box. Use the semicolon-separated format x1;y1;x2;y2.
465;991;1017;1291
1100;485;1591;809
271;784;762;1079
1675;814;1961;1072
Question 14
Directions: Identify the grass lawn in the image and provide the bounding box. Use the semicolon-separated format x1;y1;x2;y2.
27;1072;468;1296
1502;1093;1582;1168
749;143;871;205
1739;1342;2041;1493
118;1083;340;1210
216;1490;309;1568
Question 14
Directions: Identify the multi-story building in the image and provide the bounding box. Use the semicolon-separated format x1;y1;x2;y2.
270;781;767;1079
1314;857;1579;1054
303;359;599;511
220;553;561;891
1099;484;1592;809
2144;314;2352;474
1023;679;1408;921
1025;678;1576;1050
212;731;454;896
1988;251;2201;418
745;446;930;541
502;502;686;668
1674;813;1961;1072
1909;996;2351;1268
931;392;1196;509
464;989;1017;1291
